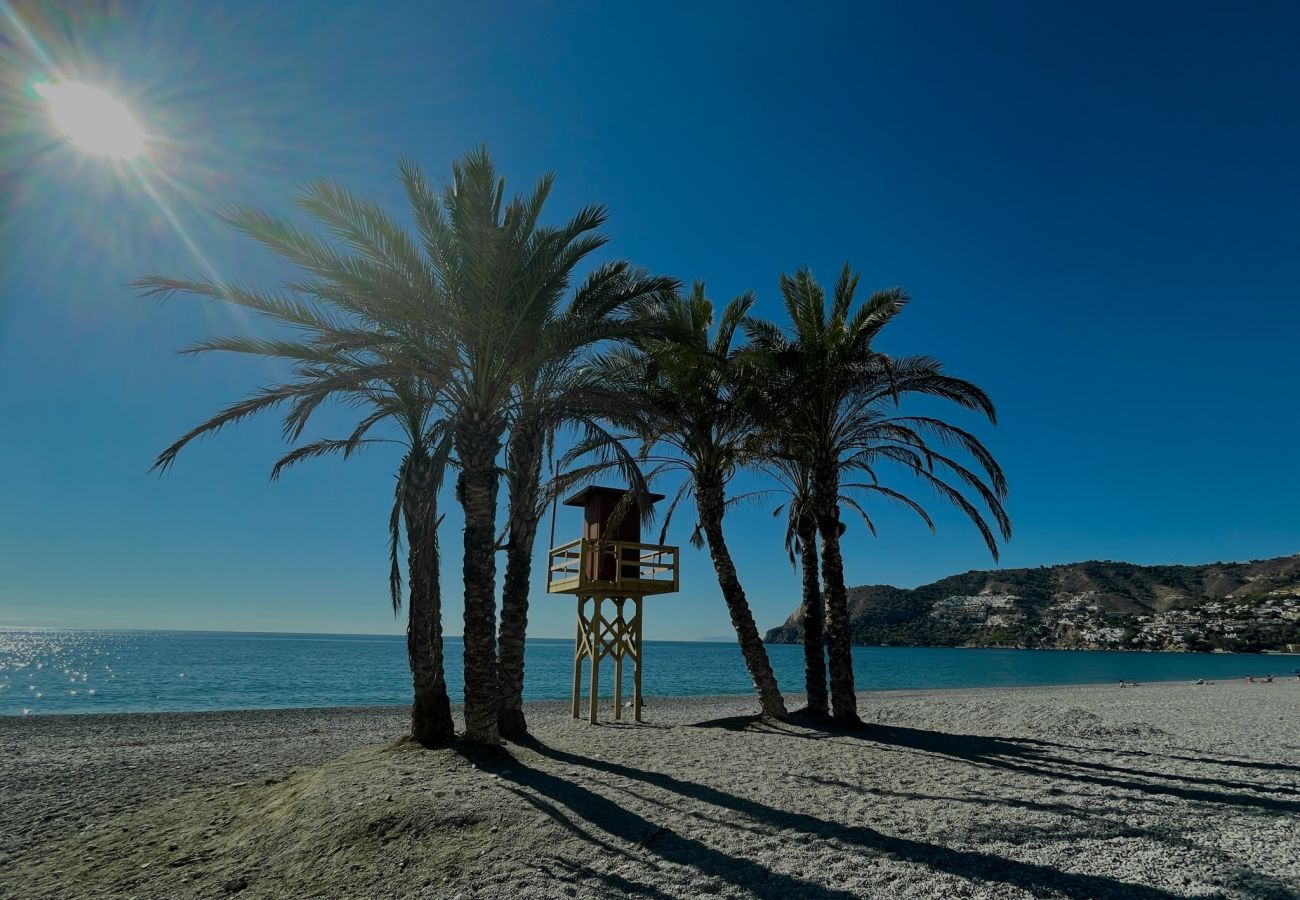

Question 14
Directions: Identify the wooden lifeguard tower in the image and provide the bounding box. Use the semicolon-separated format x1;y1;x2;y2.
547;486;679;723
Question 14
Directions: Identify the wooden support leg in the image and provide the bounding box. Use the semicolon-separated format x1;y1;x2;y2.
634;597;644;723
572;597;585;720
613;599;624;720
588;597;601;725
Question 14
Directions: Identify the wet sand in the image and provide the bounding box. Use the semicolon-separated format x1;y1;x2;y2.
2;681;1298;899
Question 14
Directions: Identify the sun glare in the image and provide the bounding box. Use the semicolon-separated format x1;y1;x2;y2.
34;80;147;160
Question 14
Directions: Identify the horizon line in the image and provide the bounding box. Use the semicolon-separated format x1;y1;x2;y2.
0;624;740;643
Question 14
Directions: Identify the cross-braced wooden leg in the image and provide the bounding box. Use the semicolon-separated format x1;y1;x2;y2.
588;596;601;724
613;598;625;720
634;597;644;722
572;597;587;719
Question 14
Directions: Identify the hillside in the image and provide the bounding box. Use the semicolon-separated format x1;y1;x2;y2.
764;554;1300;652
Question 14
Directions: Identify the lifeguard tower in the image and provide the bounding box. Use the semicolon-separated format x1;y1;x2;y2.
547;486;679;723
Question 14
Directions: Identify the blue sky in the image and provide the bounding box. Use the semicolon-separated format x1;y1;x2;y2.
1;1;1297;639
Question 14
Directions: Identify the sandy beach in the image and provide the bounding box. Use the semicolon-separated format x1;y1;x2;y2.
2;681;1298;899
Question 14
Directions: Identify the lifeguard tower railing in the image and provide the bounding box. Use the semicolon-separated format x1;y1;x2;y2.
547;538;679;596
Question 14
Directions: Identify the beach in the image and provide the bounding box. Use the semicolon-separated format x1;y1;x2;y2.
2;681;1297;899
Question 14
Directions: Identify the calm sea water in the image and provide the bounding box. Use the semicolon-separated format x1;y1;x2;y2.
0;628;1290;717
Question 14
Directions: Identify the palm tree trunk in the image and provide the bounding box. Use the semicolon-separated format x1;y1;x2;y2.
402;453;456;746
456;423;502;745
497;423;544;740
814;463;859;724
695;474;787;718
797;515;828;716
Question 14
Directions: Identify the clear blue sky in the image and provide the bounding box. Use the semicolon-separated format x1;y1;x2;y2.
2;1;1297;639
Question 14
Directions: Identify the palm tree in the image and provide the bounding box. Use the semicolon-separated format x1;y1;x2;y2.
134;175;463;744
138;147;619;745
268;382;457;746
577;284;788;718
398;148;629;744
756;456;828;716
388;423;457;746
496;264;678;739
747;265;1011;724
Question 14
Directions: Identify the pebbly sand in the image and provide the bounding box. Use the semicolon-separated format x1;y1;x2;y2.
1;681;1298;899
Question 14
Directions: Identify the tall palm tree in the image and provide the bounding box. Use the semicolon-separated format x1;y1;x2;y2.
496;264;678;739
577;284;788;718
388;423;456;746
394;149;620;744
747;265;1011;724
138;148;618;744
134;174;462;744
755;449;946;719
268;382;457;746
756;456;827;716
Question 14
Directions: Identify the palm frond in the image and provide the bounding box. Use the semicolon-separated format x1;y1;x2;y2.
269;436;386;481
749;264;1010;562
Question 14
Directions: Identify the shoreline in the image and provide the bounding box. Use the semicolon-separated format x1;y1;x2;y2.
3;681;1298;898
5;674;1297;720
766;640;1300;655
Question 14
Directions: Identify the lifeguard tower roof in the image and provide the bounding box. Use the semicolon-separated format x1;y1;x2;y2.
562;486;665;507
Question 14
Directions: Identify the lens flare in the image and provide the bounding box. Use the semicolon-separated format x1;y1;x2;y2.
34;80;146;160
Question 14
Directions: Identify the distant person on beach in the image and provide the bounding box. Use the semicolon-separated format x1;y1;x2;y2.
1246;675;1255;683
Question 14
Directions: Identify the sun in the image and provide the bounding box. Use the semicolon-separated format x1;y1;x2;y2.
34;80;147;160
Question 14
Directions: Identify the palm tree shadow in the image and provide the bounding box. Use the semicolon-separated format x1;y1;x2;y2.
690;710;867;739
498;735;1188;900
864;725;1300;813
1161;749;1300;775
493;748;863;900
1006;733;1300;774
691;716;1300;811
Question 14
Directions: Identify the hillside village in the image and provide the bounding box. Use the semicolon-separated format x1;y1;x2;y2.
931;589;1299;651
766;554;1300;653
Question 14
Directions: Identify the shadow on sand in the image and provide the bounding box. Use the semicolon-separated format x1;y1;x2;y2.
470;711;1300;900
696;714;1300;809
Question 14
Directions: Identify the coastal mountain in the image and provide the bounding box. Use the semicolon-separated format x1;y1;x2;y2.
765;555;1300;652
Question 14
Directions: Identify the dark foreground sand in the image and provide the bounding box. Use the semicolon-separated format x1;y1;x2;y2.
2;682;1298;899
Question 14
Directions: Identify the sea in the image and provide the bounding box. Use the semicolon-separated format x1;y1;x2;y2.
0;628;1292;717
